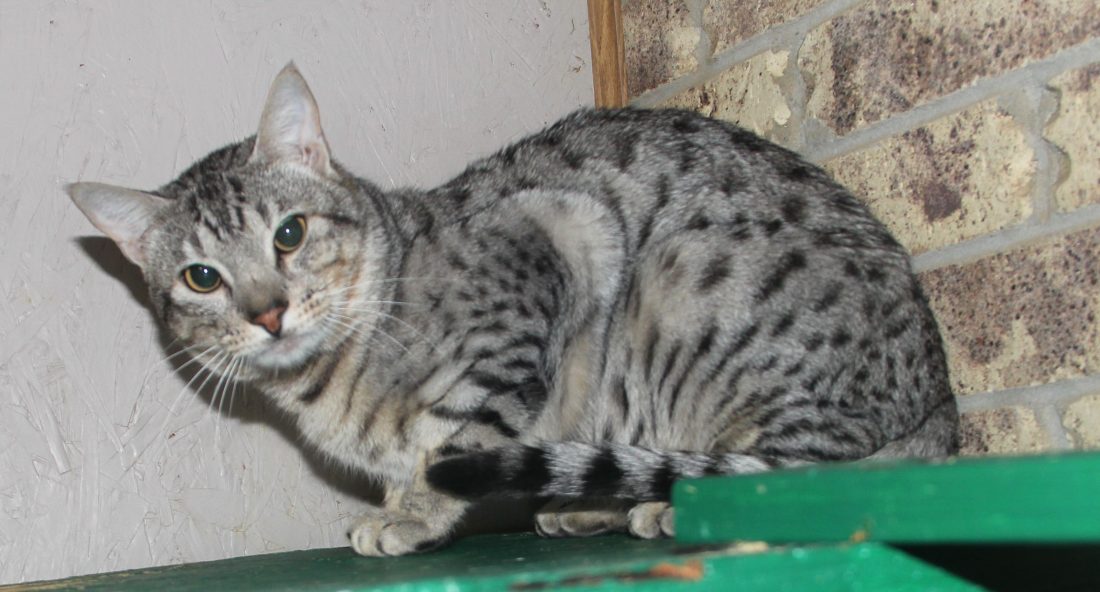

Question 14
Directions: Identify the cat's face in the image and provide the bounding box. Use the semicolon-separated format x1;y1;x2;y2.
67;63;386;375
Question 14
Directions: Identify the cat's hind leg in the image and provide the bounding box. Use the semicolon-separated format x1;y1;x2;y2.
535;497;632;538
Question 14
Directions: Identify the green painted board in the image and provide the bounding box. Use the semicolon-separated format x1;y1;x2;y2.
675;452;1100;545
2;535;977;592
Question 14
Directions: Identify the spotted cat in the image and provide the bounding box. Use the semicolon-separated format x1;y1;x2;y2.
67;63;958;556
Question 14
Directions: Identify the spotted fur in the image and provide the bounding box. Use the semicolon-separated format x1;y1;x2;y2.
67;64;958;556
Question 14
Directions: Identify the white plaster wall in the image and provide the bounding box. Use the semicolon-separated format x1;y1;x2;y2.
0;1;592;583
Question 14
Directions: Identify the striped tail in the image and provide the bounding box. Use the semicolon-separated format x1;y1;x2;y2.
426;442;777;501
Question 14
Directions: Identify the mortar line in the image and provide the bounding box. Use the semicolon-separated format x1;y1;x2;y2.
956;374;1100;413
630;0;864;108
911;203;1100;272
686;0;711;70
1034;404;1072;450
803;38;1100;163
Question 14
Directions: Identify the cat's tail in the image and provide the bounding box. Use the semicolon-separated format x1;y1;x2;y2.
426;441;781;502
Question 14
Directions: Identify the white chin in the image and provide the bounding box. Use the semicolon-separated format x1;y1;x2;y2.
249;328;326;370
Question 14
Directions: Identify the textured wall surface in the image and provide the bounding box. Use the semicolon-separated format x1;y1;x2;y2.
622;0;1100;454
0;1;592;584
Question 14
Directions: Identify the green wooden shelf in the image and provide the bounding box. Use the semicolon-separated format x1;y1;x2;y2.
2;535;976;592
674;452;1100;545
10;452;1100;591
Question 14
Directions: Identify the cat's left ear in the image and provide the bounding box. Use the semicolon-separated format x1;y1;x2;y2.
65;182;172;269
249;62;335;177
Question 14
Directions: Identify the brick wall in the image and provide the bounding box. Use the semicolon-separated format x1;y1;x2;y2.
623;0;1100;454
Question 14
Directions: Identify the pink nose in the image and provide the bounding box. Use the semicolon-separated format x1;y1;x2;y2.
251;305;287;336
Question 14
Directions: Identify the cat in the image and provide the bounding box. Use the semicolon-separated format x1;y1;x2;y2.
66;63;958;556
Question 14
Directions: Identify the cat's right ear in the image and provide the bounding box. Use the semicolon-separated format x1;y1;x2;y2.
65;182;171;269
249;62;335;177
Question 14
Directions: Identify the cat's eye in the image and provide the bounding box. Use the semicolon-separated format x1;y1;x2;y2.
274;215;307;253
183;264;222;293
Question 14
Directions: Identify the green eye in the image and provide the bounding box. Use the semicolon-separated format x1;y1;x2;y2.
183;265;222;293
274;215;307;253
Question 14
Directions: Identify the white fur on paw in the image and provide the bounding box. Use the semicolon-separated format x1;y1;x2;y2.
628;501;674;539
348;510;445;557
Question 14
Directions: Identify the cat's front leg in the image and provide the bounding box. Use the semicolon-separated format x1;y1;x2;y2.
348;468;469;556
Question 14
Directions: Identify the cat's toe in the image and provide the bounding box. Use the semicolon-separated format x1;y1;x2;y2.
535;498;630;538
348;512;447;556
628;501;674;539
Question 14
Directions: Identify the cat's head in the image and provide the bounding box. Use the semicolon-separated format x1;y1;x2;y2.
67;63;389;374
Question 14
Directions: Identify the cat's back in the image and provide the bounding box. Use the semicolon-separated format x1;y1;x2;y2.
432;108;896;249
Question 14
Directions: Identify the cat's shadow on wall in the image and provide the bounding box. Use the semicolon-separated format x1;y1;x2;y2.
75;237;533;537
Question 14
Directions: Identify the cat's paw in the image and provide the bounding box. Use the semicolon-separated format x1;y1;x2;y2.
535;498;630;538
628;501;675;539
347;508;448;557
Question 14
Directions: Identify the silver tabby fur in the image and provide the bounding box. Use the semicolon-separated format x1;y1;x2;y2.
67;64;958;556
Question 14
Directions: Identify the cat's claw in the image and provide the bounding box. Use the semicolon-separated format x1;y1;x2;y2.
348;510;447;557
627;501;675;539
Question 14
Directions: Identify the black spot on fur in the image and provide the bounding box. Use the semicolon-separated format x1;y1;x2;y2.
771;311;797;337
804;333;825;352
722;171;748;195
426;451;502;498
650;459;676;500
781;195;806;224
299;383;324;403
660;249;679;272
510;446;553;494
729;128;768;152
759;218;783;236
843;260;862;278
226;175;243;193
562;149;587;169
686;213;711;231
657;340;683;394
614;378;631;422
813;282;843;313
643;325;661;378
756;251;807;302
783;361;805;376
616;131;639;170
781;162;816;182
885;319;911;340
697;254;731;292
447;253;468;271
672;115;702;133
583;450;625;496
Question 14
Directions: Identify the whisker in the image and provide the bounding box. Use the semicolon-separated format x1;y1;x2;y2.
158;342;204;367
334;307;435;351
213;356;242;445
329;313;412;354
325;315;402;353
227;360;247;421
150;348;227;455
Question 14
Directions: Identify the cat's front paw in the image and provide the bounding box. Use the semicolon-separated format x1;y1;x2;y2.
347;508;449;557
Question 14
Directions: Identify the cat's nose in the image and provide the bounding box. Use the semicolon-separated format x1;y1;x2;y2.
250;302;287;337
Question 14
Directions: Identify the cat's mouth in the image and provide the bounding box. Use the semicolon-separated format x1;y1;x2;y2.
248;325;328;370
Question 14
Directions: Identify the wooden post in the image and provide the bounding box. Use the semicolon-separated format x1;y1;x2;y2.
587;0;628;108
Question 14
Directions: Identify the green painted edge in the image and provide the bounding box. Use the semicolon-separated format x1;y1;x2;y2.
674;452;1100;544
2;536;979;592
